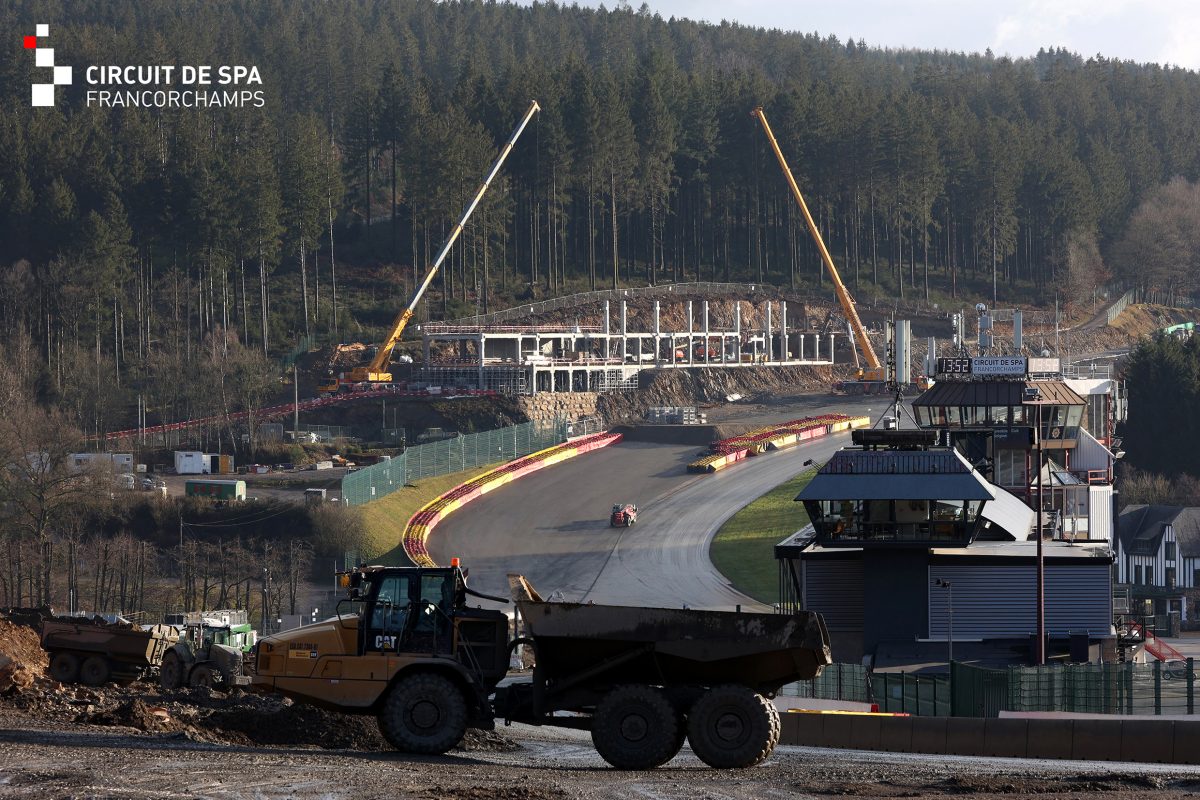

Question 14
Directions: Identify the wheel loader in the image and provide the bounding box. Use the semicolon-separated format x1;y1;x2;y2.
251;564;831;769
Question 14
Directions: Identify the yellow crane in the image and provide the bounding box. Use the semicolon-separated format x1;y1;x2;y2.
750;106;885;387
321;100;541;392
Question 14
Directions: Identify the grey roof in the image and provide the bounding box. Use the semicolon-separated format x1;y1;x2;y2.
1119;504;1200;557
913;379;1086;408
796;448;995;501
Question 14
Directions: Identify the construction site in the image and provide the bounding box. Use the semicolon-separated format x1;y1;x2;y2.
8;15;1200;794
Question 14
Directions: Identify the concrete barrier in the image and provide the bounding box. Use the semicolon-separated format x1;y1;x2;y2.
982;718;1029;758
779;713;1200;765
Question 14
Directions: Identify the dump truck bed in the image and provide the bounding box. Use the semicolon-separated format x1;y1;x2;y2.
517;600;831;692
40;619;178;669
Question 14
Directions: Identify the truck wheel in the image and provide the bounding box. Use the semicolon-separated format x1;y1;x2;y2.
189;665;217;689
159;652;183;691
49;652;80;684
686;685;779;769
591;685;682;769
80;655;111;687
378;673;467;754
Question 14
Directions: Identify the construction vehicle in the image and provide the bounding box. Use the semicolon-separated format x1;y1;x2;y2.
159;610;256;690
319;101;541;394
609;503;638;527
752;107;889;395
252;563;831;769
42;617;179;686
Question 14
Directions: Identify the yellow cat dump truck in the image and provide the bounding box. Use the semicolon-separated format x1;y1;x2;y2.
252;564;831;769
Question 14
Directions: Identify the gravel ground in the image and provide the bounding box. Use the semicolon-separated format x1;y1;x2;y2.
2;704;1200;799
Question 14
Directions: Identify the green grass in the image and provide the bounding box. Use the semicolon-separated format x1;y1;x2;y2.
358;464;501;565
709;469;816;604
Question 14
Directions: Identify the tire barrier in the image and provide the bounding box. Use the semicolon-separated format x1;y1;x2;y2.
687;414;870;473
402;432;623;566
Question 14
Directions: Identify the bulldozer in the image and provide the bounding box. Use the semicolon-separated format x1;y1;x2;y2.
252;563;831;769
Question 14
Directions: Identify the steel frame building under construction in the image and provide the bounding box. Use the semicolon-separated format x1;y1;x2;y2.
417;298;841;395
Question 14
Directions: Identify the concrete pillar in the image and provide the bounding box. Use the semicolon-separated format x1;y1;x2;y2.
621;301;628;364
735;302;742;364
654;301;661;367
704;301;713;364
828;333;835;364
604;301;611;360
799;332;805;362
688;300;694;365
766;302;773;363
781;301;788;362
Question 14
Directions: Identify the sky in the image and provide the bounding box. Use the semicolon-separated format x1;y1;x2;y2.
583;0;1200;70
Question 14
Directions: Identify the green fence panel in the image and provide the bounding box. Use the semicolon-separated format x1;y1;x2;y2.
340;419;569;506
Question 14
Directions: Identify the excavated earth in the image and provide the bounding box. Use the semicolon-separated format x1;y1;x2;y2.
4;610;1200;798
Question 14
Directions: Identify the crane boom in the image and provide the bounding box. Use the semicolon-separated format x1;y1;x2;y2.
351;100;542;383
750;106;883;379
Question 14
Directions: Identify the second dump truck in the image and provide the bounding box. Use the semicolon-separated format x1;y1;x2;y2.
252;564;831;769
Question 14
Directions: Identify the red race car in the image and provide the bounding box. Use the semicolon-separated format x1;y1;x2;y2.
610;503;638;527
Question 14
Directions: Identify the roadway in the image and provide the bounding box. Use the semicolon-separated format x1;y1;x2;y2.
429;395;879;610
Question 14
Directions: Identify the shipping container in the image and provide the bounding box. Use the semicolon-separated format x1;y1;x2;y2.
184;479;247;501
175;451;207;475
208;453;234;474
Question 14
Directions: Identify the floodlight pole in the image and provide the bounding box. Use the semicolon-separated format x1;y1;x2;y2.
1036;400;1046;666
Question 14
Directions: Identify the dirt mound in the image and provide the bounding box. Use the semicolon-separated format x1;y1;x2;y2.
68;683;520;752
0;613;49;693
204;698;389;750
87;699;179;732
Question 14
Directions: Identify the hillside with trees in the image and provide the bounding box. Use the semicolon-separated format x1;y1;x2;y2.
2;0;1200;439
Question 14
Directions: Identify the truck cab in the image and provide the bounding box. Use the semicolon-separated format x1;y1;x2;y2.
253;566;509;714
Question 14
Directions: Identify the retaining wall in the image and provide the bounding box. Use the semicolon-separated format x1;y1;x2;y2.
517;392;599;424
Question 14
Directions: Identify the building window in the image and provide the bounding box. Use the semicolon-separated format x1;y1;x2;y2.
1135;565;1143;585
1193;568;1200;589
1166;541;1176;561
1167;568;1177;589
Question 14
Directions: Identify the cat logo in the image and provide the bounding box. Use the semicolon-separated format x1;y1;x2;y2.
375;635;399;650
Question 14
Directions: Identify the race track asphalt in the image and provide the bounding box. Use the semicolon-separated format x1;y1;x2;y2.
429;395;880;610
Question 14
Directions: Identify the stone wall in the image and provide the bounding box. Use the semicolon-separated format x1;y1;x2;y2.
517;392;599;423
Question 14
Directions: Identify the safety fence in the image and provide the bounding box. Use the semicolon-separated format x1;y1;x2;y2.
402;432;623;566
687;413;869;473
340;419;569;506
1104;288;1137;326
783;660;1200;717
448;281;965;329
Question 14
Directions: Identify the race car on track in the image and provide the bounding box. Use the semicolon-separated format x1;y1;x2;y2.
610;503;638;527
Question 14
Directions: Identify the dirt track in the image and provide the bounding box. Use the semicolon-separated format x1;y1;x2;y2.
3;705;1200;799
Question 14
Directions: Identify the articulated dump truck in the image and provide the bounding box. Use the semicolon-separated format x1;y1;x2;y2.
252;565;831;769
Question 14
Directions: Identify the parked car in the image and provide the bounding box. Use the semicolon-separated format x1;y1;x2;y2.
610;503;638;527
